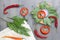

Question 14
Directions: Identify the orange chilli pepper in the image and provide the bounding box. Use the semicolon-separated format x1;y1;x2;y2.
37;10;46;19
2;36;23;40
40;25;50;35
20;7;28;17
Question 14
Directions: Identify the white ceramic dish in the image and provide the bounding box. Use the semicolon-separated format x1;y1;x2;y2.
0;21;36;40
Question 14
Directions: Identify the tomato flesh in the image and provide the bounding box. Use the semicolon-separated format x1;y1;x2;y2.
40;25;50;35
37;10;46;19
20;7;28;16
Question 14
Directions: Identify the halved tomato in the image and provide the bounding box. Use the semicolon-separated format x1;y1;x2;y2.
40;25;50;35
20;7;28;16
37;10;46;19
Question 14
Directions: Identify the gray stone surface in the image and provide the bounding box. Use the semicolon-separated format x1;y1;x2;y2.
0;0;60;40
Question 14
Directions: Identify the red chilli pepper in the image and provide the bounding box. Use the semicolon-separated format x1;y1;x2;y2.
20;7;28;17
40;25;50;35
4;4;20;14
49;16;58;29
34;29;47;39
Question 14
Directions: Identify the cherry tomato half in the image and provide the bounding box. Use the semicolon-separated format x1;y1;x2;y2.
37;10;46;19
40;25;50;35
20;7;28;16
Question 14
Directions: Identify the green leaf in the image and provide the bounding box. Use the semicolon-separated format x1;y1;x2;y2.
7;22;18;32
31;1;58;25
18;29;30;36
31;7;40;14
7;16;30;36
44;17;51;26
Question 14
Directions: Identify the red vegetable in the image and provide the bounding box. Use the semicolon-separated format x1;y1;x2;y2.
40;25;50;35
2;36;23;40
37;10;46;19
49;16;58;29
20;7;28;17
34;29;47;39
4;4;20;14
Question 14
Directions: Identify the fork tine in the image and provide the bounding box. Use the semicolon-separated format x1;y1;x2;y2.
0;17;8;22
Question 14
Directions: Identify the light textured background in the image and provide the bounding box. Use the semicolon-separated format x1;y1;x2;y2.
0;0;60;40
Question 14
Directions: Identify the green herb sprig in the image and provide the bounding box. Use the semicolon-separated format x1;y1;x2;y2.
7;16;30;36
